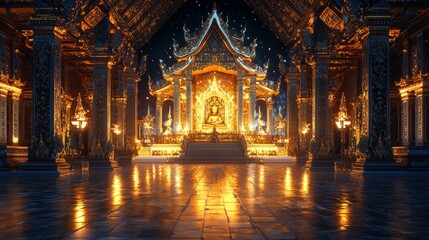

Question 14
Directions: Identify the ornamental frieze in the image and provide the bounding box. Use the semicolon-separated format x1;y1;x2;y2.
320;7;343;30
83;6;105;29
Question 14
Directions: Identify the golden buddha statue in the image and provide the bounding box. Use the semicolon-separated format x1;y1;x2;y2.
202;102;227;132
206;105;223;125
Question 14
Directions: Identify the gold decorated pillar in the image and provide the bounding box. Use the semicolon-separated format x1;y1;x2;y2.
0;86;7;144
237;69;244;132
125;70;140;149
286;70;299;154
7;91;21;146
414;74;429;146
173;77;181;133
185;69;192;132
353;3;399;172
248;75;256;132
396;78;415;146
266;97;273;135
156;95;163;135
114;64;126;150
21;11;70;172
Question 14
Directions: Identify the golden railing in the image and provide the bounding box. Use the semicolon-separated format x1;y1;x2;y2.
187;132;242;142
153;134;185;144
245;133;278;144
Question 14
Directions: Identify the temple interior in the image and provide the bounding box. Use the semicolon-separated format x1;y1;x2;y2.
1;0;429;238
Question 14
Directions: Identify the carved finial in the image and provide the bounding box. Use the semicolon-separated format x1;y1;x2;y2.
263;59;270;71
213;1;217;11
167;106;172;119
339;92;347;114
172;38;179;51
148;75;153;91
147;104;151;117
250;38;257;51
159;59;166;70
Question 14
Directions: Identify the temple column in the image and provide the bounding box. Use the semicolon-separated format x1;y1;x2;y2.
399;91;415;146
286;72;299;155
89;54;117;169
415;76;429;146
173;77;181;133
125;70;139;149
21;14;67;172
115;64;126;150
248;76;256;132
185;69;192;132
0;88;7;144
237;69;244;132
155;96;163;135
305;48;332;169
353;4;399;171
60;92;73;148
266;97;273;135
297;63;311;151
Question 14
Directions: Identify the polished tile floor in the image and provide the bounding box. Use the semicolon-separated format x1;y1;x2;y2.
0;163;428;239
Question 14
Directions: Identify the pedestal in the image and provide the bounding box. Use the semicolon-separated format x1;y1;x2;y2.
393;146;429;170
353;158;401;172
89;158;118;170
305;157;335;170
21;158;70;173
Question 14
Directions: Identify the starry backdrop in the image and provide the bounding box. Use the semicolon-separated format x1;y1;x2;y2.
138;0;288;122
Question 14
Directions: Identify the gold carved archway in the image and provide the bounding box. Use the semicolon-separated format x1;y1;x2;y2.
194;76;236;132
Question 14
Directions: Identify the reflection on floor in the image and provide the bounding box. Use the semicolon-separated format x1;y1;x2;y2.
0;163;428;239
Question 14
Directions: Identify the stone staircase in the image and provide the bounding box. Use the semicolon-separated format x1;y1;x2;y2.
170;141;261;163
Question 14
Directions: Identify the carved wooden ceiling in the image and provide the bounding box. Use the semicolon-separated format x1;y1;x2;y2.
1;0;429;77
0;0;319;49
106;0;184;49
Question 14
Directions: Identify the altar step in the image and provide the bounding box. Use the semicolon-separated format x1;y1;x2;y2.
172;141;259;163
185;142;245;158
168;157;262;163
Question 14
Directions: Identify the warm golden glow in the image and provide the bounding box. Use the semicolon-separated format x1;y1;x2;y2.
301;171;309;195
133;166;140;196
12;137;19;143
258;165;265;190
174;167;182;194
194;76;236;132
246;165;256;203
112;174;122;206
166;165;172;189
112;124;121;135
72;93;88;129
145;168;151;192
301;123;310;135
338;195;350;230
284;167;292;196
335;93;351;129
74;199;86;228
